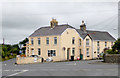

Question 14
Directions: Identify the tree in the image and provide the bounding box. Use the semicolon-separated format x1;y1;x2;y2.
19;38;29;54
112;38;120;53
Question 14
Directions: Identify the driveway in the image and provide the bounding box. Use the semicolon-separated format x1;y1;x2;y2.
2;58;118;76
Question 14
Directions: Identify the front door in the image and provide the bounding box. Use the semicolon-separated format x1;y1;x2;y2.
67;48;70;60
32;48;34;55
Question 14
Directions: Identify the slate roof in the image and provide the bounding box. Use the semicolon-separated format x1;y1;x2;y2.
29;24;74;37
29;24;116;41
76;29;116;41
87;30;116;41
76;29;88;39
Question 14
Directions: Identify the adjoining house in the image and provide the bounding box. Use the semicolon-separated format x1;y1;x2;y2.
26;19;116;61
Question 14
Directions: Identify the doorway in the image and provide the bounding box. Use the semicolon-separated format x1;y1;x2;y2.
31;48;34;55
67;48;70;60
79;49;83;60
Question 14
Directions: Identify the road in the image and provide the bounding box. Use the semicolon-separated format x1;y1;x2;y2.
2;58;118;76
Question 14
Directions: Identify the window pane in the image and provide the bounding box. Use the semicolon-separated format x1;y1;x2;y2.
79;39;81;46
48;50;56;57
31;38;34;45
72;37;75;44
38;38;40;45
46;37;49;44
97;41;99;46
86;39;89;46
38;48;41;55
86;48;89;55
54;37;57;44
72;48;75;55
105;42;107;47
97;48;100;54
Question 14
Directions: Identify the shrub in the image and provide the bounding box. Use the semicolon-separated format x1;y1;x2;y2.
5;56;9;60
105;49;117;54
9;55;13;59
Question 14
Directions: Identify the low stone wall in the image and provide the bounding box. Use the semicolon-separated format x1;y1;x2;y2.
16;56;42;64
104;54;120;63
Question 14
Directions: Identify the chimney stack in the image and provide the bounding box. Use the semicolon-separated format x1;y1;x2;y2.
80;20;86;32
50;18;58;28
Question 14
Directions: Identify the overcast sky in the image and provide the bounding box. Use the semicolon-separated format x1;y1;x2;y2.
1;1;119;44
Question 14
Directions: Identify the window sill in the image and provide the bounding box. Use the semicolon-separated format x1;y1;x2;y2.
87;55;90;57
97;46;100;48
53;44;57;46
71;55;75;56
86;45;90;47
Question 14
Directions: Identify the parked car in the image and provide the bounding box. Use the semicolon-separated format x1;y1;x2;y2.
46;57;53;62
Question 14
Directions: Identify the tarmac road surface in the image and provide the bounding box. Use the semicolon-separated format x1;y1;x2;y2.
2;58;118;76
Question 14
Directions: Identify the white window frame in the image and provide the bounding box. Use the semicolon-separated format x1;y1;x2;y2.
86;48;89;56
38;38;40;45
86;39;89;46
46;37;49;44
105;42;107;47
79;39;81;46
31;38;34;45
97;41;99;47
31;48;34;55
72;37;75;44
48;50;56;57
97;48;100;55
72;48;75;56
79;49;81;54
38;48;41;55
54;37;57;45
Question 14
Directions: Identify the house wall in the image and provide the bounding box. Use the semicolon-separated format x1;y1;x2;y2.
60;28;83;61
26;28;115;61
93;40;114;58
28;35;62;61
83;35;93;60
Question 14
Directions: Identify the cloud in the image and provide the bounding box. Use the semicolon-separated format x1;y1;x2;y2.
2;2;118;44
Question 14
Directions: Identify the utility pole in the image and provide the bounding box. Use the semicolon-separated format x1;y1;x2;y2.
3;38;4;48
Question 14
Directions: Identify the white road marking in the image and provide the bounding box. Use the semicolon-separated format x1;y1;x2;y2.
8;70;28;76
4;70;10;71
56;63;77;66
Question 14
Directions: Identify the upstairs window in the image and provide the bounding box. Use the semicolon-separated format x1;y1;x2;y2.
86;39;89;46
105;42;107;47
38;48;41;55
38;38;40;45
79;39;81;46
46;37;49;44
79;49;81;54
97;48;100;55
72;48;75;55
54;37;57;44
72;37;75;44
31;38;34;45
86;48;89;56
97;41;100;47
111;42;113;46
